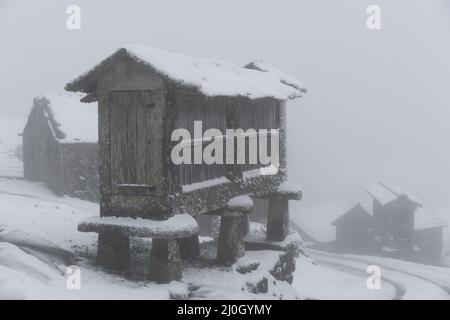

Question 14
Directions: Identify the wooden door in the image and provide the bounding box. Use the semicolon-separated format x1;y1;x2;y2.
109;91;155;193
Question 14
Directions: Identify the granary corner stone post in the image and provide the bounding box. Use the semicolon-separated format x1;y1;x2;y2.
97;231;130;271
217;214;248;264
217;195;253;264
265;182;303;243
266;195;290;242
149;239;182;283
178;233;200;259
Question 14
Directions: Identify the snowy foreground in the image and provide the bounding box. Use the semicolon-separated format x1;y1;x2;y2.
0;178;449;300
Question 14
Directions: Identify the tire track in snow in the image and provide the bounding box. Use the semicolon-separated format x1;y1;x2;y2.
326;253;450;295
316;259;405;300
311;249;450;299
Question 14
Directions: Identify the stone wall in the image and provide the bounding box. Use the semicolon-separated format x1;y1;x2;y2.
60;143;99;202
23;99;99;202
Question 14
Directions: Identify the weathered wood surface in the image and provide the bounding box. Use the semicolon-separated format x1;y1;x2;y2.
173;96;282;186
96;60;167;218
110;91;151;187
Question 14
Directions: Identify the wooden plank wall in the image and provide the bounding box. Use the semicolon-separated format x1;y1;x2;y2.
174;96;279;186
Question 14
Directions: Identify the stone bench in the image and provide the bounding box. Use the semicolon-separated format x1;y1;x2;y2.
78;214;199;283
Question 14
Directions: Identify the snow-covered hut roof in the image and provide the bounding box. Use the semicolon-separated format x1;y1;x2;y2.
415;205;447;230
65;45;307;101
34;93;98;144
291;202;349;243
330;203;372;226
365;181;421;206
366;181;446;230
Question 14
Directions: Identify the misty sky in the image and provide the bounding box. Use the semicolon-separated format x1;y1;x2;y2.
1;0;449;209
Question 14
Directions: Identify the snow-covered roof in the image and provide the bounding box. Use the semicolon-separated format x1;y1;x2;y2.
66;45;307;101
35;93;98;144
330;203;372;226
359;195;374;217
415;205;447;230
366;181;446;230
291;202;349;243
366;181;401;206
365;181;420;206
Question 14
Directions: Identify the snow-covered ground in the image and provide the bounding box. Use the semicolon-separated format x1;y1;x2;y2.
438;208;450;266
305;249;450;300
0;117;26;178
0;178;295;299
0;177;449;299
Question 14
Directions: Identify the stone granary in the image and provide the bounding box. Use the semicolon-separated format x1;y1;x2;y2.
66;45;305;283
23;94;99;202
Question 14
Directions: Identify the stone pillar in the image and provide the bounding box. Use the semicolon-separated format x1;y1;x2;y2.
267;196;289;242
217;215;246;264
149;238;182;283
178;234;200;259
240;214;250;237
97;231;130;271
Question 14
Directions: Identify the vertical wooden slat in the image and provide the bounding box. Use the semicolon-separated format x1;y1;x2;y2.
110;91;154;187
126;93;137;184
136;92;147;185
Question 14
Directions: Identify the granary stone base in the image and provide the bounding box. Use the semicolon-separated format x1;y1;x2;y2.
217;215;247;264
97;232;130;271
178;234;200;259
267;197;290;242
149;239;182;283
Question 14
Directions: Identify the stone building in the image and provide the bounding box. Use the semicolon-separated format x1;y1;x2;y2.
22;94;99;202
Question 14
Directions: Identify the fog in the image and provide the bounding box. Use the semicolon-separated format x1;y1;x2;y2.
1;0;449;209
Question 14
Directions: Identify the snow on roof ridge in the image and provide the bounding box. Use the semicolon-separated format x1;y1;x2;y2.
67;44;307;101
377;181;406;197
366;182;397;205
243;59;307;93
366;181;445;229
415;201;447;230
365;180;415;206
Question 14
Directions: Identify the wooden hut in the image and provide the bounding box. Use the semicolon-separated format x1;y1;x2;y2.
331;203;375;253
366;181;421;258
413;204;447;264
66;45;305;282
